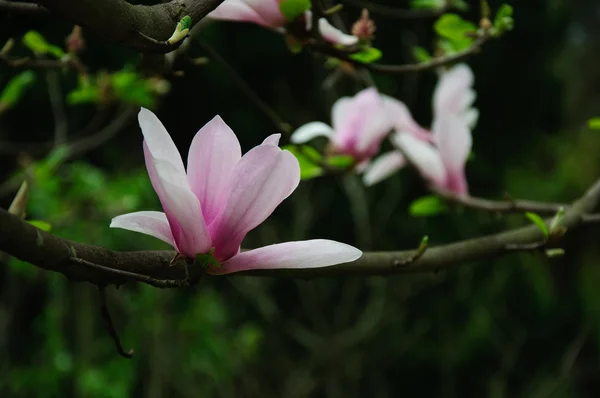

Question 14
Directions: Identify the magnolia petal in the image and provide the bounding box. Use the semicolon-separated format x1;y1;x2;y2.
433;64;475;117
393;133;446;187
139;108;186;177
464;108;479;130
290;122;335;144
211;239;363;275
243;0;286;27
318;18;359;46
362;151;406;186
262;133;281;146
209;145;300;260
110;211;176;248
154;160;212;258
208;0;271;27
432;114;472;176
187;115;241;225
382;95;433;143
331;96;352;133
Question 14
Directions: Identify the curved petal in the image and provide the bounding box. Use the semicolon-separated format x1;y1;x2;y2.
331;97;352;132
262;133;281;146
362;151;406;186
211;239;363;275
110;211;175;248
209;145;300;260
243;0;285;26
382;95;433;142
433;64;475;117
208;0;271;26
154;160;212;257
138;108;186;177
187;115;241;225
432;115;472;176
318;18;359;46
393;133;446;188
291;122;335;144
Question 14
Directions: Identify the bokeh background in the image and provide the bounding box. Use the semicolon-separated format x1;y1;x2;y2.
2;0;600;396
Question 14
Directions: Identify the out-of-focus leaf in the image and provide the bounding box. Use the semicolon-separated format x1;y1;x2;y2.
0;71;36;110
410;0;445;9
326;155;355;169
409;195;447;217
349;47;382;64
434;14;477;52
525;212;549;237
493;4;514;36
282;145;323;180
27;220;52;232
413;46;432;62
22;31;65;58
588;117;600;130
279;0;311;22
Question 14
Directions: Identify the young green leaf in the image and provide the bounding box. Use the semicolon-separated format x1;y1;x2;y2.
282;145;324;180
588;117;600;130
279;0;311;23
0;71;36;111
434;14;477;52
22;31;65;58
409;195;447;217
410;0;445;9
195;251;221;269
326;155;355;169
492;4;514;36
27;220;52;232
413;46;432;62
349;47;382;64
525;212;549;237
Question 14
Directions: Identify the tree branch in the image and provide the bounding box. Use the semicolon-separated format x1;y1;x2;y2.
0;0;50;16
340;0;449;19
2;178;600;284
34;0;226;53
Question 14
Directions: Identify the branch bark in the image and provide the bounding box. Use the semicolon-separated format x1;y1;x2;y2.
2;178;600;285
34;0;225;53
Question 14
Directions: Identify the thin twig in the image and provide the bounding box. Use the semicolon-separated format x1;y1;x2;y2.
71;257;189;288
340;0;449;19
0;0;50;15
310;30;492;74
98;286;134;359
193;38;293;135
45;69;69;147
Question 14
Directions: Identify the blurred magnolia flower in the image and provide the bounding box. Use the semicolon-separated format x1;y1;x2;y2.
110;109;362;274
208;0;358;46
363;64;478;196
290;87;392;165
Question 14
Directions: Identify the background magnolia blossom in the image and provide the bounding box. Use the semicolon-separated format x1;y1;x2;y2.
110;108;362;274
208;0;358;45
290;87;392;165
363;64;478;196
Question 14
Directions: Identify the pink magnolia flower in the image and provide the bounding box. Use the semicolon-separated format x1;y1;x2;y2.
208;0;358;46
290;87;392;164
363;64;478;196
110;108;362;275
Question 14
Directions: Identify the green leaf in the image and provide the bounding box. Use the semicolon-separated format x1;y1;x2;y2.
412;46;432;62
0;71;36;110
525;212;549;237
409;195;447;217
27;220;52;232
449;0;469;11
179;15;192;31
195;251;220;269
434;14;477;52
348;47;382;64
588;117;600;129
282;145;324;180
410;0;445;9
326;155;355;169
493;4;514;35
22;31;64;58
279;0;311;22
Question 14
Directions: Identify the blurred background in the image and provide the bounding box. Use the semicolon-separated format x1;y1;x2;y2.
2;0;600;396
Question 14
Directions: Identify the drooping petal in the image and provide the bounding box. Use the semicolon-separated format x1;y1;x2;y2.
318;18;359;46
432;114;471;185
211;239;363;275
290;122;335;144
362;151;406;186
209;145;300;260
262;133;281;146
208;0;273;27
139;108;185;176
393;132;446;188
153;160;212;257
187;115;241;225
243;0;286;26
110;211;176;248
433;64;475;117
382;95;433;143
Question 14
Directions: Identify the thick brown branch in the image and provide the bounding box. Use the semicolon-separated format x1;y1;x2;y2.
0;0;50;15
1;179;600;284
35;0;226;53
